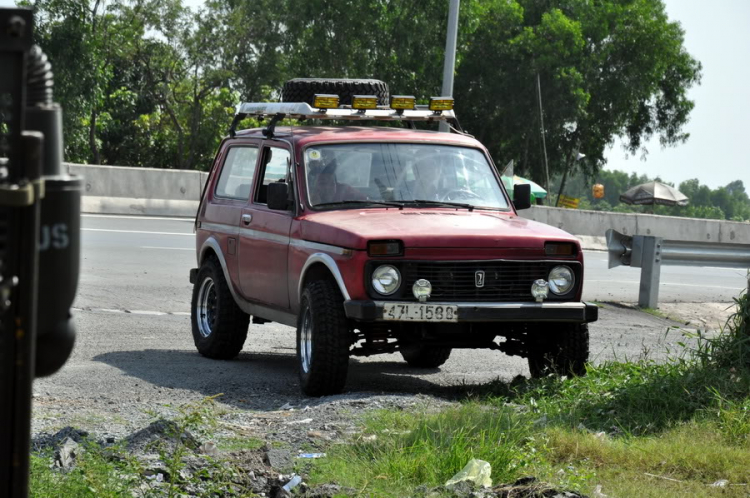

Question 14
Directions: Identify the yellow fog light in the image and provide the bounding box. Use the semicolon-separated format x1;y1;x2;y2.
412;279;432;302
352;95;378;110
390;95;416;110
313;94;340;109
531;279;549;303
429;97;454;111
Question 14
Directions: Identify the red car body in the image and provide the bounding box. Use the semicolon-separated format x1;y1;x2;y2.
194;126;592;326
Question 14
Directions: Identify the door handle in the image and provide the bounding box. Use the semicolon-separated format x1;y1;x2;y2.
242;214;252;225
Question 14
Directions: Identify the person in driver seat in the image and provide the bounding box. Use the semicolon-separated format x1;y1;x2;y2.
311;162;366;205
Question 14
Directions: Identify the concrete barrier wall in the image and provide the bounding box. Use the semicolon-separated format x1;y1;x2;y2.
68;164;750;247
519;205;750;245
68;163;207;217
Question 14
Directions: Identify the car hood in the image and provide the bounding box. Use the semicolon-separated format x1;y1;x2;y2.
299;208;578;250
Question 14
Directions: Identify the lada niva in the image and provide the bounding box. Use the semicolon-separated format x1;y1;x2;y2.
190;79;598;396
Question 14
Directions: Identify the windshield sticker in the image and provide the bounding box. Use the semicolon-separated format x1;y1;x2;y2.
307;149;322;162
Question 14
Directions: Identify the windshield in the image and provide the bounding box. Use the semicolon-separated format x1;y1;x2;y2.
304;143;509;210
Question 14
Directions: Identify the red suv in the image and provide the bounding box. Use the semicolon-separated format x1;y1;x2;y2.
190;79;597;396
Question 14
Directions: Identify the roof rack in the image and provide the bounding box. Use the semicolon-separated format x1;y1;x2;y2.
229;102;461;138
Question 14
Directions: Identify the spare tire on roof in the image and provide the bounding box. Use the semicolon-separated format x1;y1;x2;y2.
282;78;390;106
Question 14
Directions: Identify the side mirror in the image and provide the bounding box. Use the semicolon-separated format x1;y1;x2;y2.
513;184;532;210
267;181;291;210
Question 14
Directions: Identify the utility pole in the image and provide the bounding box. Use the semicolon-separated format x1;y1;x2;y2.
439;0;460;133
536;72;551;206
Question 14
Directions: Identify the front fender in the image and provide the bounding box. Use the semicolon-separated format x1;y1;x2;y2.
298;253;352;304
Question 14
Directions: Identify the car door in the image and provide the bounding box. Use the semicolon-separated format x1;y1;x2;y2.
238;142;293;308
201;141;261;287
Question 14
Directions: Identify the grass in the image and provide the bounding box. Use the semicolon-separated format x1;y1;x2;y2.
308;290;750;497
639;306;670;319
30;397;248;498
30;446;140;498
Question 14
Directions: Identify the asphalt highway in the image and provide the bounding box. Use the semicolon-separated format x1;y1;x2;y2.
77;214;748;313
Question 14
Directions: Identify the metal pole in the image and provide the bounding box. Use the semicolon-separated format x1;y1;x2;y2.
536;72;551;206
439;0;460;133
638;237;663;309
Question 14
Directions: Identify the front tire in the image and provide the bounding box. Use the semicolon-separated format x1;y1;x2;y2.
297;280;351;396
527;323;589;378
191;257;249;359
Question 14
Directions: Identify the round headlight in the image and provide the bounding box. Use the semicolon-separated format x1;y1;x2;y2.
548;266;575;295
372;265;401;295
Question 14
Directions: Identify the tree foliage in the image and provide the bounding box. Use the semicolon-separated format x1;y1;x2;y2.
24;0;701;177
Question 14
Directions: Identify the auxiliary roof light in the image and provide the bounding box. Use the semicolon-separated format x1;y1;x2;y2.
352;95;379;110
429;97;454;111
312;94;340;109
390;95;416;110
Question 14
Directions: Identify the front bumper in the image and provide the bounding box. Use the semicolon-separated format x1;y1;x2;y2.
344;301;598;323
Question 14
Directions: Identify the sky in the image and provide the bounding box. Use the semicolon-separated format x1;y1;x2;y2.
2;0;748;190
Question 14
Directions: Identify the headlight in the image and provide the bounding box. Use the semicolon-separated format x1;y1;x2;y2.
372;265;401;295
548;266;575;295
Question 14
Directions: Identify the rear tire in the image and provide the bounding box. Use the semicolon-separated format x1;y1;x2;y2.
297;279;351;396
400;345;452;368
527;323;589;378
191;257;249;359
282;78;390;106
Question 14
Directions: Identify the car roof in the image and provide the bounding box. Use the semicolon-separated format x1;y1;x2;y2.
233;126;485;149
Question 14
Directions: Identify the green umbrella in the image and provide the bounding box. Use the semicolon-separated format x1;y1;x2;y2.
501;175;546;200
512;175;547;198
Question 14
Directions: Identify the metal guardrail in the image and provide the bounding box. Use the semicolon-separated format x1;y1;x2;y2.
606;229;750;308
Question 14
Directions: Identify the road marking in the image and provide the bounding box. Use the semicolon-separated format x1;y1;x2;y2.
83;214;193;222
73;307;190;316
140;246;194;251
83;228;193;236
129;310;167;316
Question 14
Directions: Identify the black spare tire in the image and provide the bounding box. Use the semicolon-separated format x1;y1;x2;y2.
282;78;390;106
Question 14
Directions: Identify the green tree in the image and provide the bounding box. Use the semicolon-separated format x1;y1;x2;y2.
456;0;701;188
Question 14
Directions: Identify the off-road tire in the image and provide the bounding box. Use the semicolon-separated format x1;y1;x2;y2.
527;323;589;378
297;279;351;396
191;257;249;359
282;78;390;106
400;345;452;368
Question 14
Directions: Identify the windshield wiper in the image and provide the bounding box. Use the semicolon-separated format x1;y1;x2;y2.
314;200;404;209
404;199;475;212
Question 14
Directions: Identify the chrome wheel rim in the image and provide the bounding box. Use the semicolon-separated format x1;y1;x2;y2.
300;308;313;373
197;277;217;338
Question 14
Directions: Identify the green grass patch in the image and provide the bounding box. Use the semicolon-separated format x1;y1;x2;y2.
217;435;265;452
310;292;750;496
30;446;141;498
639;306;670;319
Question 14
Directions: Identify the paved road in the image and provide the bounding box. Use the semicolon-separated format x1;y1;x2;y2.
30;213;744;435
77;214;748;314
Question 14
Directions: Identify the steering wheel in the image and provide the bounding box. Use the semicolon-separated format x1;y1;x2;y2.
439;188;483;202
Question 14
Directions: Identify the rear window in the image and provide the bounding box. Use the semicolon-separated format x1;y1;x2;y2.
215;147;259;200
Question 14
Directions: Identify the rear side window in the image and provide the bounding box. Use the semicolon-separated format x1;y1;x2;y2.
215;147;259;200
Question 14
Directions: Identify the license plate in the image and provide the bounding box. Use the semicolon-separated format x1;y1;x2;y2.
382;303;458;322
